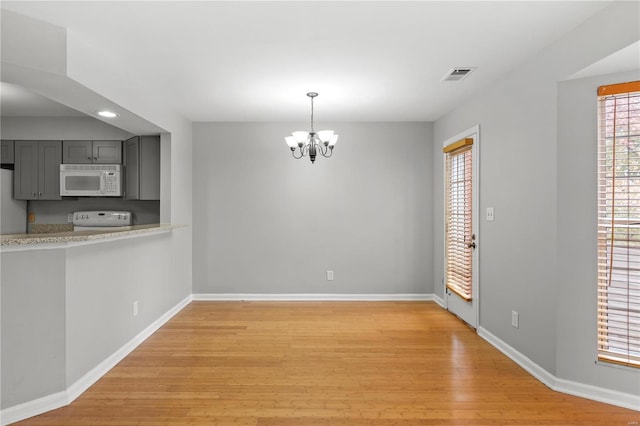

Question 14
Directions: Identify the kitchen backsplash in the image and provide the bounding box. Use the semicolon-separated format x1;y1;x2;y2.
30;224;74;234
28;199;160;227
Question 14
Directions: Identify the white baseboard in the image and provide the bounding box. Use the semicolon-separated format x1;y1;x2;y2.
432;293;445;308
478;326;640;412
192;293;435;301
1;391;68;426
554;374;640;412
477;326;557;385
66;294;193;403
1;294;193;426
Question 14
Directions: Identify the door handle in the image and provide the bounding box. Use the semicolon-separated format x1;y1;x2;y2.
467;233;476;249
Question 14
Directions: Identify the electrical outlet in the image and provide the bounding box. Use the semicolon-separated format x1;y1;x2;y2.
67;213;74;223
133;301;139;317
327;270;334;281
511;310;519;328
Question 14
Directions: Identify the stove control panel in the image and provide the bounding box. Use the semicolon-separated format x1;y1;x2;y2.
73;211;132;227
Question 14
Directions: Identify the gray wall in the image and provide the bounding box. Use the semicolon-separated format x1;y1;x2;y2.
193;122;433;295
1;249;66;408
433;1;639;390
65;232;180;384
557;70;640;394
0;231;185;409
434;74;560;373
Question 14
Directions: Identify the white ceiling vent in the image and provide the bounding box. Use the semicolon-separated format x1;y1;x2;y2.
442;67;477;82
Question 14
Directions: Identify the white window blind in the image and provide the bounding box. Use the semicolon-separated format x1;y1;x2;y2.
597;81;640;368
444;138;473;300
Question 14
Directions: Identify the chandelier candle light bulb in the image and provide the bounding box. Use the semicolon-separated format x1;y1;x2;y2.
285;92;339;164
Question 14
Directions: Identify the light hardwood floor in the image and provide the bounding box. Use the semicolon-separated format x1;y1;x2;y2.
15;302;639;425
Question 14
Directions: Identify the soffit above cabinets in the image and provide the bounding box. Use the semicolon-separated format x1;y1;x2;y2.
1;82;85;117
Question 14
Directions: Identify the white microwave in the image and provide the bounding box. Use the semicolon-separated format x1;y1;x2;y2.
60;164;122;197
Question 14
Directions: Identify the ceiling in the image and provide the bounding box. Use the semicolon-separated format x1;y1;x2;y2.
0;1;620;122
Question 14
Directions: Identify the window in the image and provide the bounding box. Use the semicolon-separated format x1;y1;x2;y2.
597;81;640;367
444;138;473;300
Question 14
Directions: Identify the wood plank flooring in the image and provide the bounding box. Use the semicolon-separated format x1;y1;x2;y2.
14;302;639;425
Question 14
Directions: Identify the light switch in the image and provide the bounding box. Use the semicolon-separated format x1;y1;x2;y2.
486;207;495;221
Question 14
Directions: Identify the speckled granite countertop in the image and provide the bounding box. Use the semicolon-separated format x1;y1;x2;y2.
1;224;180;249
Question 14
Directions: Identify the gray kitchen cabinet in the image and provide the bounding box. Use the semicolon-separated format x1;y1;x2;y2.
62;140;92;164
63;140;121;164
124;135;160;200
14;140;62;200
124;137;139;200
1;140;14;164
14;141;37;199
92;140;122;163
39;141;63;199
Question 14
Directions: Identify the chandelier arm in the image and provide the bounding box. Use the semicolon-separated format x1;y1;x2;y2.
320;146;334;158
291;149;304;160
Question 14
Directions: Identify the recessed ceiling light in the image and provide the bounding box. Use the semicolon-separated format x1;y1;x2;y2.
97;110;118;118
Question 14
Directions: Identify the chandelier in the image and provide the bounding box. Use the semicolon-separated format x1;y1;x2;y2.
285;92;339;164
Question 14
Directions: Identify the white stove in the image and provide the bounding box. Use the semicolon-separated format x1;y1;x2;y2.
73;211;132;231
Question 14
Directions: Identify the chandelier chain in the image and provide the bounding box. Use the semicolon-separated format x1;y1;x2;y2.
310;95;315;133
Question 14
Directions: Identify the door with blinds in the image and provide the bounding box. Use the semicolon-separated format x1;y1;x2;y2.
443;128;479;328
597;81;640;368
